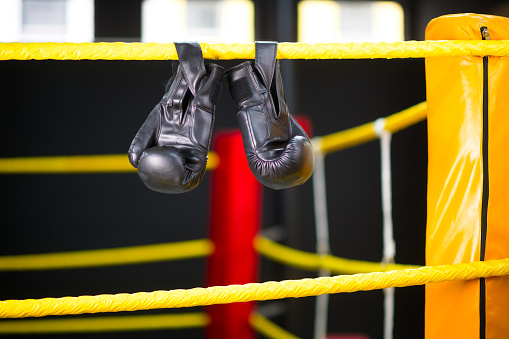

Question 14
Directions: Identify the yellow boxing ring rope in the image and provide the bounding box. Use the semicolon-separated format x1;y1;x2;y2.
0;239;213;271
1;258;509;318
1;41;509;60
0;152;219;174
315;101;427;154
0;313;209;334
0;311;292;337
249;313;301;339
254;236;420;275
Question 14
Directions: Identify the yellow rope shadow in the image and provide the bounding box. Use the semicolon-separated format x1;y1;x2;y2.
254;236;419;275
1;258;508;318
1;41;509;60
0;239;213;271
0;312;208;334
0;152;219;174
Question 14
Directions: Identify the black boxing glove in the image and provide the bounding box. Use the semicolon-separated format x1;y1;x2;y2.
128;42;224;194
225;41;314;190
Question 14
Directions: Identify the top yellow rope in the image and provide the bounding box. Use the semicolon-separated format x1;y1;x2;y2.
1;41;509;60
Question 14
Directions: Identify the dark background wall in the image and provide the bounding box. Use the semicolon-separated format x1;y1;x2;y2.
0;1;507;338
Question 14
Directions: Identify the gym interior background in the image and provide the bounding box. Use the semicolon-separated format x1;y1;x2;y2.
1;1;509;338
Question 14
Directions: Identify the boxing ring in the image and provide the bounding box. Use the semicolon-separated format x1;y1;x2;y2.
1;40;509;339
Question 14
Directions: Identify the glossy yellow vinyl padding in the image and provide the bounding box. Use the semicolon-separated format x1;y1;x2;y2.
425;13;509;339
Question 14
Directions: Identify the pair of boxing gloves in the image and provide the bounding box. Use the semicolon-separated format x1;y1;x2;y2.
128;42;315;194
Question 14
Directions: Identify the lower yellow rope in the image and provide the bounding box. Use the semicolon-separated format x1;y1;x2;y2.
0;239;213;271
250;313;301;339
254;236;419;274
1;258;508;318
0;152;219;174
0;313;208;334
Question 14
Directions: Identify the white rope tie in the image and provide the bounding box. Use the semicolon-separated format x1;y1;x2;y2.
312;137;330;339
375;118;395;339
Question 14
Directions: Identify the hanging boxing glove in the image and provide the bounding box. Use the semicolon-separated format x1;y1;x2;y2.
225;41;314;190
128;42;224;194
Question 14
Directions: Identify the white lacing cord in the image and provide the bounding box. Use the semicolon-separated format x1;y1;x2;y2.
312;137;330;339
375;118;395;339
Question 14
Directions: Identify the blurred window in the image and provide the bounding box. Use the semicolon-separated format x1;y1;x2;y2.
0;0;94;42
298;1;404;42
142;0;254;43
23;0;66;34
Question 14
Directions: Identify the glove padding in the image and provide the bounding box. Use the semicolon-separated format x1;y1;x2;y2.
128;42;224;194
225;41;314;190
